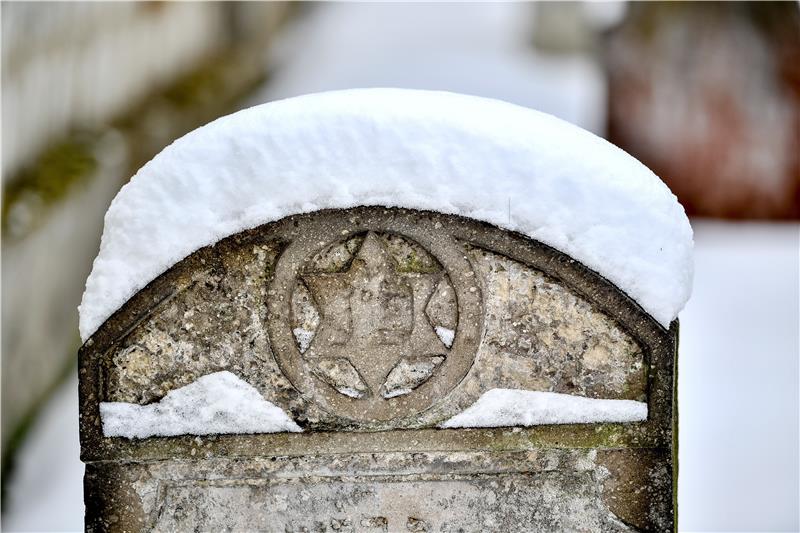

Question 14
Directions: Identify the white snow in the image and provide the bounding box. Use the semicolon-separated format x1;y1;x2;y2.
434;326;455;348
78;88;693;340
383;388;412;400
337;387;363;400
440;389;648;429
100;371;301;438
292;327;315;353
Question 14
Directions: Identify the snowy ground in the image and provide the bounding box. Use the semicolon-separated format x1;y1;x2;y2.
3;220;797;532
3;4;798;531
678;221;799;532
2;372;83;532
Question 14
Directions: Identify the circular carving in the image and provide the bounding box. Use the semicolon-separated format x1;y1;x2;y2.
266;215;482;425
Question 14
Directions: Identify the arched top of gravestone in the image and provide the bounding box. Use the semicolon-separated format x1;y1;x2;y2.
79;88;693;341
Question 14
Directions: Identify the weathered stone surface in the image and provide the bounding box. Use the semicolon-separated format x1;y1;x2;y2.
84;447;674;532
472;246;647;401
80;207;677;532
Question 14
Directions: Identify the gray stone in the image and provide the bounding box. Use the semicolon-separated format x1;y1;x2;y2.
80;207;677;532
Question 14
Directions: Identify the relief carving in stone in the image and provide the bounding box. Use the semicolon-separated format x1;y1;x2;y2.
268;225;483;424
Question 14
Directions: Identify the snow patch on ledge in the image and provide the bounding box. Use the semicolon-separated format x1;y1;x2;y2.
292;327;315;353
440;389;648;429
434;326;455;348
79;88;693;341
100;371;302;439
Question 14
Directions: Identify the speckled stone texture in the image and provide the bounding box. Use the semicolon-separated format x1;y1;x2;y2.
80;207;677;532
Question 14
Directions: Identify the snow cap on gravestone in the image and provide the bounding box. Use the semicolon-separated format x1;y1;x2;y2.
79;88;694;342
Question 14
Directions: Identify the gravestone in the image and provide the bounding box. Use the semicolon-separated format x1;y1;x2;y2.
78;88;690;532
80;207;677;532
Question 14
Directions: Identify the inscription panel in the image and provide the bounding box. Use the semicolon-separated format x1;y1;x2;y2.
154;474;632;532
84;448;673;532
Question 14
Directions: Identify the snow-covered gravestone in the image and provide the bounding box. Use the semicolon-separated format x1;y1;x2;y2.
78;90;692;532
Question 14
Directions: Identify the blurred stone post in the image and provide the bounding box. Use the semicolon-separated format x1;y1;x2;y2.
605;1;800;219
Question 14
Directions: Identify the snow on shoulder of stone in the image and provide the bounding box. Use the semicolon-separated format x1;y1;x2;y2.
100;371;302;439
79;88;693;341
440;389;648;429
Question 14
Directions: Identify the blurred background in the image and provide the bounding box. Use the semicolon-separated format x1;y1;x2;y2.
1;2;798;531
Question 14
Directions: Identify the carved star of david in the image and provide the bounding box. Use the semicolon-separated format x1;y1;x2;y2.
301;232;450;399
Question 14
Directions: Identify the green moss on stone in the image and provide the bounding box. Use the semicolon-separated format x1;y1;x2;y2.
396;250;439;274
